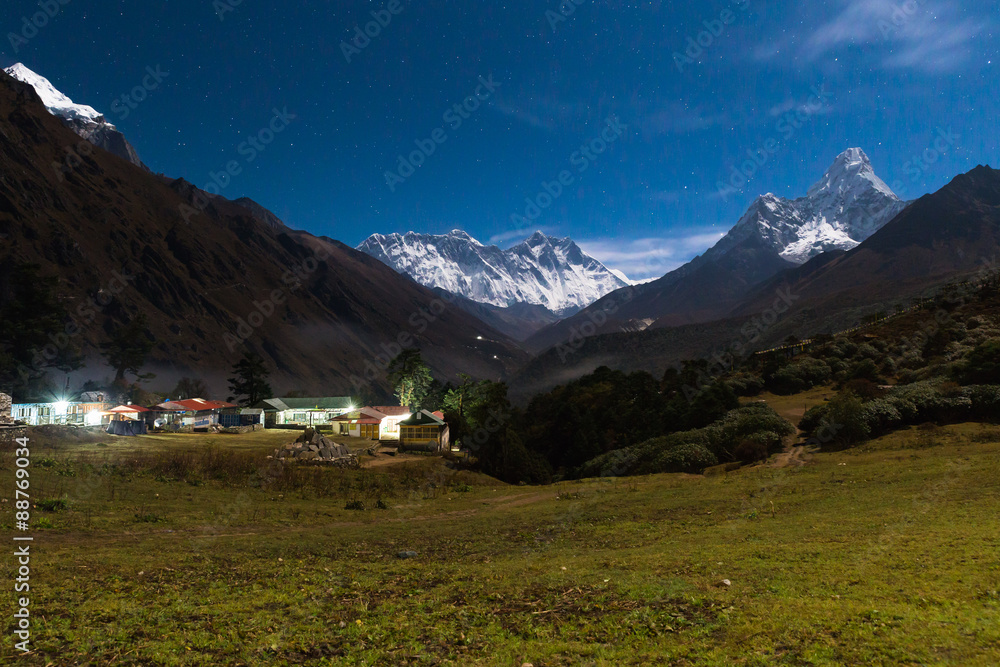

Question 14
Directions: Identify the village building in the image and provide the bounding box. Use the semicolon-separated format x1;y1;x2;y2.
108;404;151;422
398;410;450;452
151;398;236;430
332;406;412;440
10;393;113;426
252;397;353;428
372;406;412;440
332;407;386;439
219;406;265;429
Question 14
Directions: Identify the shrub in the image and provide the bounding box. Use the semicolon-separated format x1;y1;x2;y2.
843;378;885;400
734;438;770;463
965;385;1000;420
856;343;880;360
703;403;794;458
576;447;643;478
577;404;791;477
726;372;765;397
769;358;832;395
799;404;829;434
957;339;1000;385
846;359;883;383
859;398;904;436
344;500;366;511
652;443;718;474
824;391;871;448
37;498;68;512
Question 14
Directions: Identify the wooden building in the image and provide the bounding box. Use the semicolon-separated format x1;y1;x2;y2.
398;410;450;453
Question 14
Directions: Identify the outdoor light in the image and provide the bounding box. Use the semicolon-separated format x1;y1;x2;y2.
53;401;69;416
85;410;102;426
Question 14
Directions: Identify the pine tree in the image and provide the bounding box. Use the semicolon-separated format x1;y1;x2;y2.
102;313;153;383
227;353;273;406
387;349;433;408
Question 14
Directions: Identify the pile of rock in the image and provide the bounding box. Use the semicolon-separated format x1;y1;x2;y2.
0;393;27;445
0;393;13;426
272;428;358;467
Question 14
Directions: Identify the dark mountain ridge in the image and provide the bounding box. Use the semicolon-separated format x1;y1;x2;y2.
0;70;525;398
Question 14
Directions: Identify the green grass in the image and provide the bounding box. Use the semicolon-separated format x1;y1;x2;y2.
2;425;999;665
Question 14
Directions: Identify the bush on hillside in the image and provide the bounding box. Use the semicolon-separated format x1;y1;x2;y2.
845;359;883;384
576;403;792;477
965;385;1000;420
726;372;765;397
768;358;832;395
798;404;828;434
821;391;871;449
957;339;1000;385
734;436;774;463
653;443;719;474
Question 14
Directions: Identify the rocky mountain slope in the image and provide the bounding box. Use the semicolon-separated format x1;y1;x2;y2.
358;230;630;317
3;63;145;168
511;163;1000;400
524;148;907;352
0;69;525;398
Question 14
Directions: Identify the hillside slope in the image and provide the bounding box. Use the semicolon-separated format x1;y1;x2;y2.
0;71;525;397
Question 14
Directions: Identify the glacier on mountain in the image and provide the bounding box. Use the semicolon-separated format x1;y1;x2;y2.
358;230;630;316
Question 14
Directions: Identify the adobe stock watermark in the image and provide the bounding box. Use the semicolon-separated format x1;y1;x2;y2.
508;116;627;232
384;75;501;192
11;269;138;386
546;0;590;32
716;84;832;202
51;136;100;183
224;245;333;352
213;0;243;22
109;66;169;120
349;292;459;395
555;290;633;363
878;0;924;39
682;285;800;402
341;0;406;63
6;0;72;54
891;253;998;365
674;0;751;73
180;107;296;223
886;127;960;200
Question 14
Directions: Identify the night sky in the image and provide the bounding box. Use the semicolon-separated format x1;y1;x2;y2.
2;0;997;279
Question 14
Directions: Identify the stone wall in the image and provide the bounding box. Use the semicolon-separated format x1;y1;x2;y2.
0;426;27;445
0;393;12;425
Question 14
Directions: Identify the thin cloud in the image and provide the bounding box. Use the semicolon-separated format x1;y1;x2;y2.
578;231;726;281
488;226;558;246
757;0;985;73
639;104;728;137
492;96;596;132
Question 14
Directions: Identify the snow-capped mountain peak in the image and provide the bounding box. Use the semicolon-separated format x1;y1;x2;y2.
4;63;107;125
711;148;907;265
807;147;895;200
3;62;145;168
446;229;482;245
357;230;629;316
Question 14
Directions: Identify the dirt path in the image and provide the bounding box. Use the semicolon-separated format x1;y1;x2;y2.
770;445;809;468
362;452;429;468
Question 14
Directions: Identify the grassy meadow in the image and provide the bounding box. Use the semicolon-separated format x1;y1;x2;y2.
1;416;999;665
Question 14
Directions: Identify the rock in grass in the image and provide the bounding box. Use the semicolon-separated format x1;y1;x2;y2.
396;551;418;559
